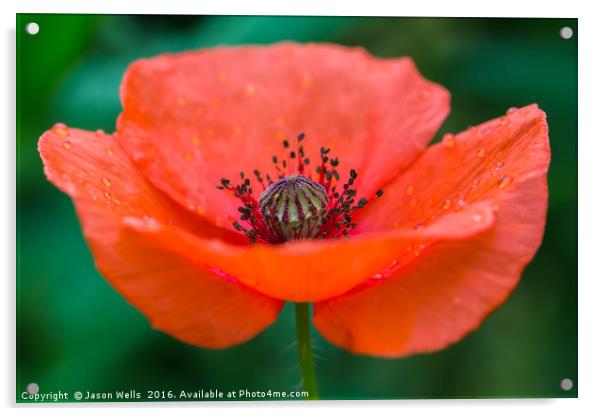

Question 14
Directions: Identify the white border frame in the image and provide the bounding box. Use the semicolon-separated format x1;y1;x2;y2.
3;1;599;415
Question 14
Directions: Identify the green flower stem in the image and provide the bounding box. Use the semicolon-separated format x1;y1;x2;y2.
295;302;319;400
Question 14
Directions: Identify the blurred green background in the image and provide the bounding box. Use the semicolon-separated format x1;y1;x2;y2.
16;15;577;400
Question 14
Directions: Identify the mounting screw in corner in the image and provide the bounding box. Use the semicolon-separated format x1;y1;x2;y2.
560;378;574;391
559;26;573;40
26;382;39;394
25;22;39;35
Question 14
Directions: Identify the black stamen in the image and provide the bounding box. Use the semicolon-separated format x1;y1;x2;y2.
218;133;381;244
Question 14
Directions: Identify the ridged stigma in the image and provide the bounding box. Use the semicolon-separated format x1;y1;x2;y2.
259;175;329;241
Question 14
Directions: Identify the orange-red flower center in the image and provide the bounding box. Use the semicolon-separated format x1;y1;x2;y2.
217;133;383;244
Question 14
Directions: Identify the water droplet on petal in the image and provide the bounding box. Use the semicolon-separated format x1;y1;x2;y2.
471;178;480;189
506;107;518;115
442;199;452;210
52;123;69;137
102;177;111;187
62;141;72;149
456;197;467;210
95;129;105;135
105;147;114;157
472;213;483;223
414;223;424;230
500;115;509;125
493;160;505;175
498;175;513;189
102;192;121;205
480;125;492;136
442;133;455;148
477;148;486;158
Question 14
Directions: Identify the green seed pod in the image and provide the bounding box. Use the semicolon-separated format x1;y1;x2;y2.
259;175;329;241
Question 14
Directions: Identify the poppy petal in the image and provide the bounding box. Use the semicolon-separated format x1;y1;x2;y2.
120;201;495;303
38;126;283;348
313;105;550;357
354;105;549;233
117;43;450;228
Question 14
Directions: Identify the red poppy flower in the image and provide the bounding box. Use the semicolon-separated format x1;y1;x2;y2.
38;43;549;358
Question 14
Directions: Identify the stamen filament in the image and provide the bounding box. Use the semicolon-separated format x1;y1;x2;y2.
217;133;383;244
